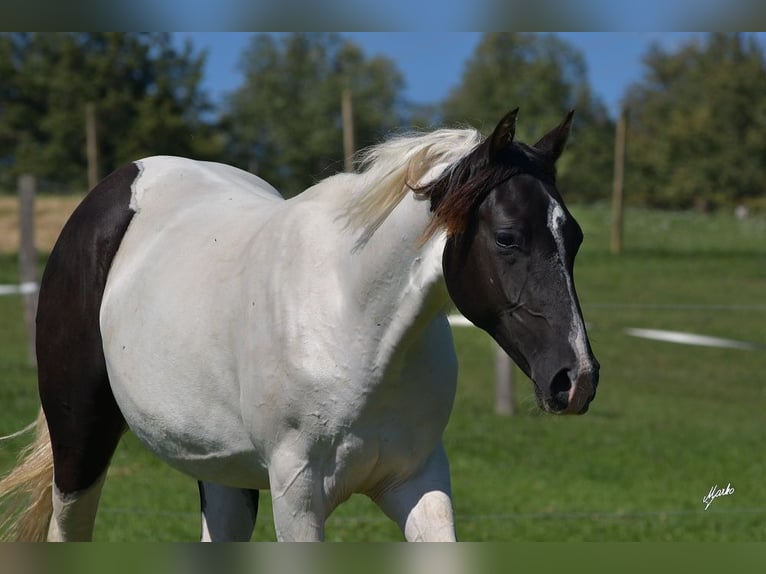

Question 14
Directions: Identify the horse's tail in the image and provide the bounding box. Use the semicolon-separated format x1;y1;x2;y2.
0;409;54;541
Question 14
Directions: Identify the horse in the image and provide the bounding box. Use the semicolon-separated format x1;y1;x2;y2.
0;108;599;541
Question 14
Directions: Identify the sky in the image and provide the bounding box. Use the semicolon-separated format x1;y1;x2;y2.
175;32;762;119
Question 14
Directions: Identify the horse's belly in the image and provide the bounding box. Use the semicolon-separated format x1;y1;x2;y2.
102;337;270;488
101;273;271;488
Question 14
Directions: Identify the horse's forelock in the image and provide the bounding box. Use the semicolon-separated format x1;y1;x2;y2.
416;140;557;241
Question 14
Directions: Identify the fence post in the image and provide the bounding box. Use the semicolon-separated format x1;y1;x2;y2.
86;102;100;190
342;88;355;173
18;174;38;367
494;345;515;416
610;106;628;255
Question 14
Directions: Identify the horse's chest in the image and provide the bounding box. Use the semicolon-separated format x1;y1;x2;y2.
294;321;459;496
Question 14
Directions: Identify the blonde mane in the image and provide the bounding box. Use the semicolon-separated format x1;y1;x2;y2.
344;128;483;246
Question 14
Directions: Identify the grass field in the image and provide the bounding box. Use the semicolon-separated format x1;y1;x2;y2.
1;203;765;541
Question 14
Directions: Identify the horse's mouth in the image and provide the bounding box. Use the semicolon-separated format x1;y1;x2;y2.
534;384;596;415
538;397;592;415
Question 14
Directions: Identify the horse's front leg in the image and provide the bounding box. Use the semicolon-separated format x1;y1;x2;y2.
268;450;326;541
372;442;456;542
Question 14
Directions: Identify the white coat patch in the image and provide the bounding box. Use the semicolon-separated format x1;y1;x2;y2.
128;160;145;213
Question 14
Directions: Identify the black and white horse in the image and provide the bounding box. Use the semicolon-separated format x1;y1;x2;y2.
0;109;598;541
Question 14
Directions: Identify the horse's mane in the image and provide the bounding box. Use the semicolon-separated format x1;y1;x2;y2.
344;126;557;247
345;129;482;246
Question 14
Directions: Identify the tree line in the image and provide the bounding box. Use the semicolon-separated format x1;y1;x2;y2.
1;32;764;211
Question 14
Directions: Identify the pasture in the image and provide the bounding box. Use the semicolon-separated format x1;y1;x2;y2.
1;201;764;541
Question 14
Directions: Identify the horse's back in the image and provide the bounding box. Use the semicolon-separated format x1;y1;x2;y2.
130;156;282;211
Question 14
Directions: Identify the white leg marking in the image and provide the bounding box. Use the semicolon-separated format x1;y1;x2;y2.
47;472;107;542
372;443;456;542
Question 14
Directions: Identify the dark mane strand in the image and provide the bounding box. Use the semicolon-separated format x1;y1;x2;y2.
414;139;556;240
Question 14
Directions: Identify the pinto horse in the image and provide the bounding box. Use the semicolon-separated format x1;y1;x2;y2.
0;109;599;541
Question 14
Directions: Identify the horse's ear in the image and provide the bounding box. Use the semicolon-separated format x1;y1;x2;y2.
488;107;519;160
534;109;575;162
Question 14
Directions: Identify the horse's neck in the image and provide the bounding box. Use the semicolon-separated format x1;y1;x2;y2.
346;189;450;367
290;174;450;370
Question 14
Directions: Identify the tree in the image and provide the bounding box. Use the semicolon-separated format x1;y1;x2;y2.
221;33;404;197
442;33;614;203
624;33;766;211
0;33;221;192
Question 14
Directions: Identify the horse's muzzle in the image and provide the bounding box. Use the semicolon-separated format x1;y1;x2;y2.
565;368;599;415
544;367;599;415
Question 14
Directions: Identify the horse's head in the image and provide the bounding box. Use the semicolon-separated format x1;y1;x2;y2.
422;108;599;414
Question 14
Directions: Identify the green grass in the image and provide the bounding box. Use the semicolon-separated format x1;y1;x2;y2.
1;205;765;541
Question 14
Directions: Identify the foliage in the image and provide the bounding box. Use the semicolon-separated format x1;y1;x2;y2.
3;32;766;212
221;33;404;197
442;33;615;204
0;33;221;192
624;33;766;211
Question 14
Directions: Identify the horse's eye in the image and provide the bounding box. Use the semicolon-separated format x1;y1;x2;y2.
495;231;520;249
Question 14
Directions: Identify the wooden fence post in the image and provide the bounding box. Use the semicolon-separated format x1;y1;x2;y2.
494;345;515;416
342;88;355;173
18;174;38;367
86;102;99;189
610;106;628;255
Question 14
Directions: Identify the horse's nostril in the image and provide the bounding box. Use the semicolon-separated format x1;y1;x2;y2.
550;369;572;410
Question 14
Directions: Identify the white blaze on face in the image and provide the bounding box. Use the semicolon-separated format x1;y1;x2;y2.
547;199;592;377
